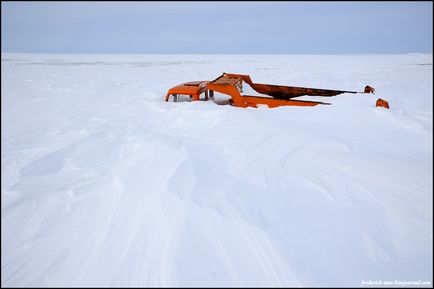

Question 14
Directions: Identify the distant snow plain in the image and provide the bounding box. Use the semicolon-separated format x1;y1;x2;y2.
1;53;432;287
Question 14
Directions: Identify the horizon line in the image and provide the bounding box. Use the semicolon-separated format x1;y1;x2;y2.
2;52;433;56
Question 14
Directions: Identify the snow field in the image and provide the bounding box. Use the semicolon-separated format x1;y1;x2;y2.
1;53;432;286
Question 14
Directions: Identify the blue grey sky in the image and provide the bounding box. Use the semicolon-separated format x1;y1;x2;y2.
1;1;432;54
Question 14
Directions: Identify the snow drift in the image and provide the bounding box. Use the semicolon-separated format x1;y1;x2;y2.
1;53;432;287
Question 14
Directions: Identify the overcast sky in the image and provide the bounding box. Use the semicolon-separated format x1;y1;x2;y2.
1;1;432;54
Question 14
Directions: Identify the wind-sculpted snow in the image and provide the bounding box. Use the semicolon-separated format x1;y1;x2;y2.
1;54;432;287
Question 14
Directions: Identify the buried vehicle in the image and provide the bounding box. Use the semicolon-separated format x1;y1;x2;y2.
165;73;377;108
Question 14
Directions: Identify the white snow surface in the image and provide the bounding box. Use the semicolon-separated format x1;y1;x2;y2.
1;53;433;287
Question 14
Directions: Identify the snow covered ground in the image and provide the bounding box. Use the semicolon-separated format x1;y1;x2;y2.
1;53;432;287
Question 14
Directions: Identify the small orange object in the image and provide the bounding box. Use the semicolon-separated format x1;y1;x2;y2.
364;85;375;93
376;98;390;109
165;81;209;102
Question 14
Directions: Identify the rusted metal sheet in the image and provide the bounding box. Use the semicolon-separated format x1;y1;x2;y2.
221;73;357;99
250;83;356;99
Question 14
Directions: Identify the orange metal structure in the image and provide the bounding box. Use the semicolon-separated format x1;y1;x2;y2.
165;81;209;102
165;73;375;108
208;73;358;108
364;85;376;94
376;98;390;109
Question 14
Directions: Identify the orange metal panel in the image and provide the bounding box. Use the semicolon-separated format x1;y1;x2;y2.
165;81;209;102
